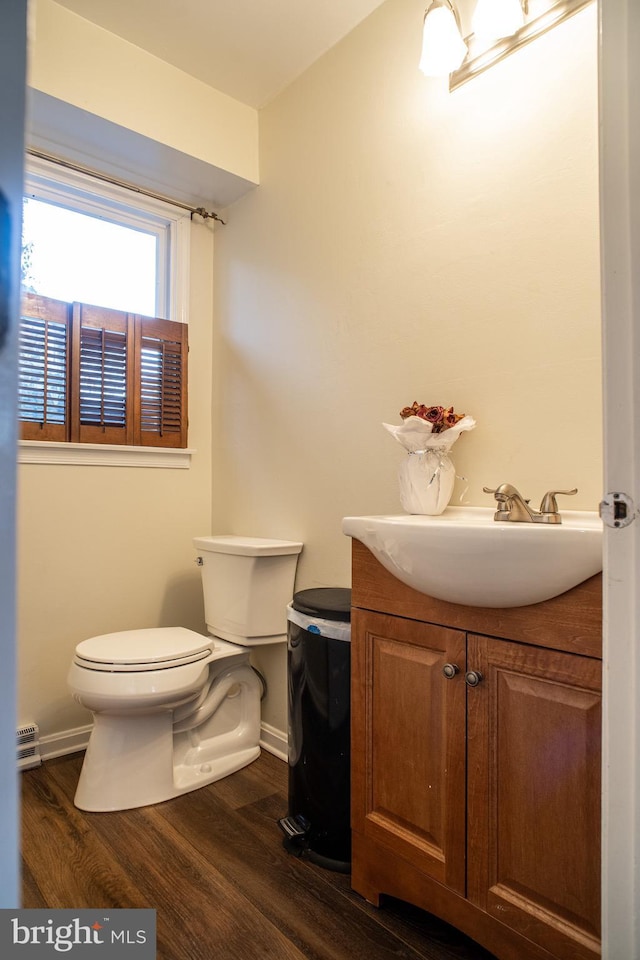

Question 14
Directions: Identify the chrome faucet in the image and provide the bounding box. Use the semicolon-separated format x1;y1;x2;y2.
483;483;577;524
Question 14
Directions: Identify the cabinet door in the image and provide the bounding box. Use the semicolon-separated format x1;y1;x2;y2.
351;609;467;893
467;634;601;960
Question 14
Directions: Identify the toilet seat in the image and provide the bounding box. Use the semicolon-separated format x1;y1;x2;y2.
74;627;213;673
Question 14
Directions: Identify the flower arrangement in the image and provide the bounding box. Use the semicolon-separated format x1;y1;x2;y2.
399;402;465;433
383;401;476;515
384;402;475;453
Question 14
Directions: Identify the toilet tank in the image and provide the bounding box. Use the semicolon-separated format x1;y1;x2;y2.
193;536;303;645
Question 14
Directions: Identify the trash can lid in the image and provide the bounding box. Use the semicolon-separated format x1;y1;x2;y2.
292;588;351;622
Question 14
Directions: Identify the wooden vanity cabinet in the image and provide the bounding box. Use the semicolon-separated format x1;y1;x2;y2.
350;540;602;960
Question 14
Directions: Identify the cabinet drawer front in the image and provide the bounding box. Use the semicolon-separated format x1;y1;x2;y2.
352;610;466;894
467;634;601;960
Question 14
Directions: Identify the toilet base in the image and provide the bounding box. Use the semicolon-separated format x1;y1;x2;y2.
74;717;260;812
74;661;262;812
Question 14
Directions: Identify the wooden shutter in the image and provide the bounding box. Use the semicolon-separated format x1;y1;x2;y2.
18;295;187;448
134;316;188;447
18;293;70;441
71;303;134;444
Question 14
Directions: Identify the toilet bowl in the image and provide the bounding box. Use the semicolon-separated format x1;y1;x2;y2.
68;536;303;812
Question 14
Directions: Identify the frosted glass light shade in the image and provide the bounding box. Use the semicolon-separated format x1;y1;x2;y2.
472;0;525;45
419;2;468;77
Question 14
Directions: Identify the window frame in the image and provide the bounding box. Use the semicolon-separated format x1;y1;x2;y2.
19;156;193;467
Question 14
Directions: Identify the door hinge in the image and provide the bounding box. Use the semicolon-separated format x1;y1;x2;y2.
599;492;636;528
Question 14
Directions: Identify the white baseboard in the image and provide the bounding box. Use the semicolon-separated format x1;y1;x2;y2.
39;724;92;762
259;722;288;762
31;721;288;765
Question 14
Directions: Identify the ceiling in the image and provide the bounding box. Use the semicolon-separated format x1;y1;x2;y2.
53;0;389;109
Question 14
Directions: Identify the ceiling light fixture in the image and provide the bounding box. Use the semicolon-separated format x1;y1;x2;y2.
472;0;526;45
419;0;468;77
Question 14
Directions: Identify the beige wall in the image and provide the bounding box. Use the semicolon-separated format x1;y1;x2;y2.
213;0;601;731
17;220;215;738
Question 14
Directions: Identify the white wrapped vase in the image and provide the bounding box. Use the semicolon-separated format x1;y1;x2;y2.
398;448;456;515
383;413;476;516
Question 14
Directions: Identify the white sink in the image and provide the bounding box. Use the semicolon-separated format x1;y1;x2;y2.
342;507;603;608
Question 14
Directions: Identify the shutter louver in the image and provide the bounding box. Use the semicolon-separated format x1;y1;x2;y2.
135;317;187;447
140;338;182;435
18;294;70;441
72;303;134;444
79;326;127;428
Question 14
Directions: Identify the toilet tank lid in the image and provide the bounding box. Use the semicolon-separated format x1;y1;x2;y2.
76;627;211;665
193;535;303;557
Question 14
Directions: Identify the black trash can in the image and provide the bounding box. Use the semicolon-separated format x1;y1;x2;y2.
278;587;351;871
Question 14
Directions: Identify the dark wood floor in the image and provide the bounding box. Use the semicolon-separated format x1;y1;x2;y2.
21;751;495;960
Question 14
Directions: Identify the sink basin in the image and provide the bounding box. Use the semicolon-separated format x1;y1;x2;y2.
342;507;603;608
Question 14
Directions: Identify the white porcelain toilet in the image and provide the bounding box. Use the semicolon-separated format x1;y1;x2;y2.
68;535;303;812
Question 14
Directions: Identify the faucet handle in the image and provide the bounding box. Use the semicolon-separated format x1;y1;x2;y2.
539;488;578;514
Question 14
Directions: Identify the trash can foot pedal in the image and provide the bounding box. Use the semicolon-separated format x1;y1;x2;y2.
278;815;309;839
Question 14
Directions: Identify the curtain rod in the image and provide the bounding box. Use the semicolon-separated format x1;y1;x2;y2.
26;148;227;225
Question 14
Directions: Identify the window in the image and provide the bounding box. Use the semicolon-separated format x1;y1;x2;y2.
22;196;159;315
19;157;190;451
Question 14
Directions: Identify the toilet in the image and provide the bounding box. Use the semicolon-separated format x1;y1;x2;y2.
68;535;303;812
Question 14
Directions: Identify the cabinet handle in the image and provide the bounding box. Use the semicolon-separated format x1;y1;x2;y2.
465;670;483;687
442;663;460;679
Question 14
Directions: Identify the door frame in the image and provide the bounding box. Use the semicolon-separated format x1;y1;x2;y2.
0;0;27;908
599;0;640;956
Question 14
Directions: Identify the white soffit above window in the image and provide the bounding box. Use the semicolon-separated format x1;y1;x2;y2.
52;0;389;109
27;91;257;210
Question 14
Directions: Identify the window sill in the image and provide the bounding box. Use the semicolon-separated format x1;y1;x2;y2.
18;440;194;469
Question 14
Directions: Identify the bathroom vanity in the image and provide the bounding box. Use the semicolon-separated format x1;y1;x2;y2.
349;539;601;960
